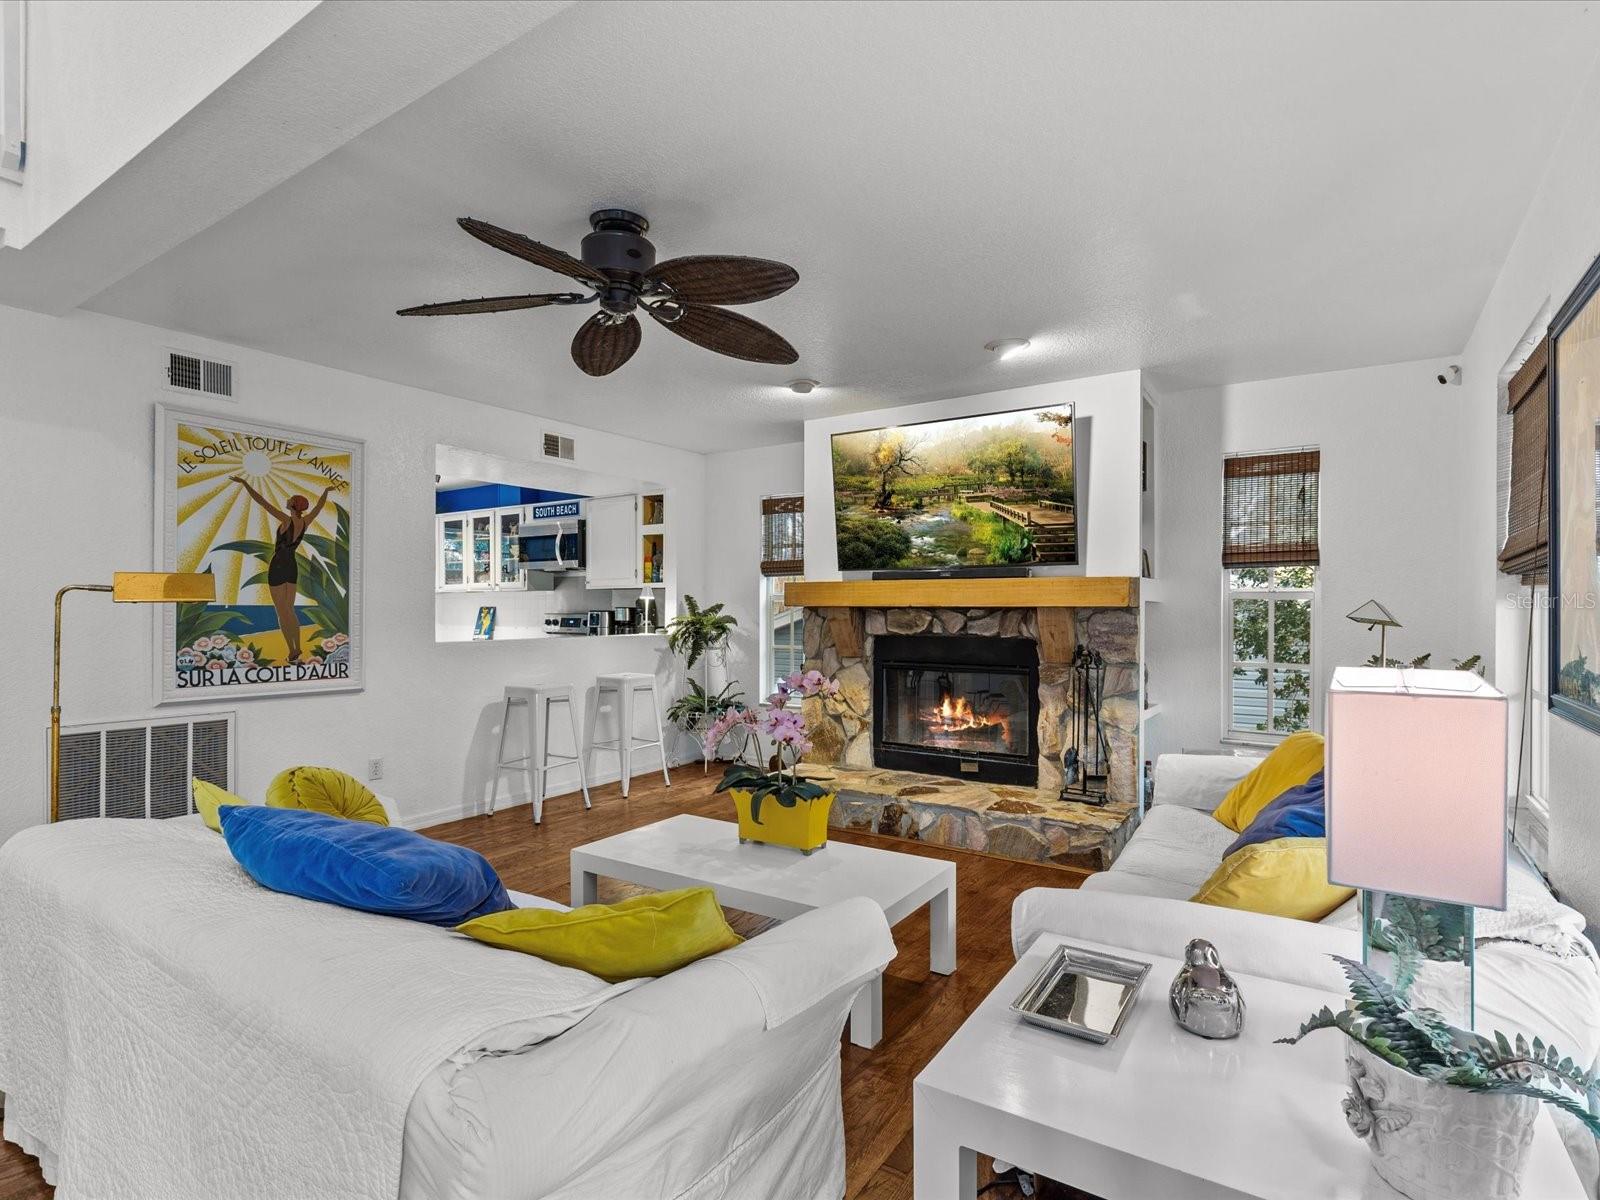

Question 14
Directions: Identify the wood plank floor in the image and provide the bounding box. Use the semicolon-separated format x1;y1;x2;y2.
0;772;1089;1200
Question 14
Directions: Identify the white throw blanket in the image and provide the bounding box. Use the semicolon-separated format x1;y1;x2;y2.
1477;855;1598;965
0;819;641;1200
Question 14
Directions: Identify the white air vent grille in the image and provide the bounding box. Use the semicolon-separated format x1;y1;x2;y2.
202;358;233;397
543;432;575;461
167;350;236;399
53;712;234;822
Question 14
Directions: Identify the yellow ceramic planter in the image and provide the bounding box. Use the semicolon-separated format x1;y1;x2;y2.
731;788;834;854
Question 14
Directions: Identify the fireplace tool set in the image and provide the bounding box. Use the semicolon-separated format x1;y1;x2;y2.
1061;643;1111;805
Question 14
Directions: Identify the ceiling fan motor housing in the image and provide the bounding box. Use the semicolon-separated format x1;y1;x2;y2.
583;210;656;315
582;209;657;275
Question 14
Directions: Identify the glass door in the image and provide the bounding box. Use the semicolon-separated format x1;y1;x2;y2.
494;507;524;588
438;516;466;590
469;512;494;589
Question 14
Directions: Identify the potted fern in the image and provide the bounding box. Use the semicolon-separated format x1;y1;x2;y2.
1280;933;1600;1200
664;594;737;726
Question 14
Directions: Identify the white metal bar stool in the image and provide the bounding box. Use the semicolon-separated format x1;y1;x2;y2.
492;683;591;824
585;672;671;798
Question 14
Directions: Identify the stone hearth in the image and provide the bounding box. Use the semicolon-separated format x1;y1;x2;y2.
802;763;1136;870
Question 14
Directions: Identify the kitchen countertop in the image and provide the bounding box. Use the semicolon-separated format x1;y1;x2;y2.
437;629;667;644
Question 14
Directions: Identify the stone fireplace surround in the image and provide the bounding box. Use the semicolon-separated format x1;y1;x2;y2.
791;578;1142;867
802;603;1139;802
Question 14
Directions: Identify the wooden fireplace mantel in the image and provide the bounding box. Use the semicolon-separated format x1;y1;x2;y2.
784;576;1137;610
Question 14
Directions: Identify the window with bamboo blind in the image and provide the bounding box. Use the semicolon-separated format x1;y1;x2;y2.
760;496;804;577
1498;337;1549;582
760;496;805;700
1221;449;1321;567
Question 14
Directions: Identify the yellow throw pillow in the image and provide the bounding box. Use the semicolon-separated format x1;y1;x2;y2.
1191;836;1354;922
457;887;742;983
266;766;389;825
192;778;247;833
1211;731;1325;833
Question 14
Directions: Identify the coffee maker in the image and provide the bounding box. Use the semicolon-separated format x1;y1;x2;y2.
610;603;641;635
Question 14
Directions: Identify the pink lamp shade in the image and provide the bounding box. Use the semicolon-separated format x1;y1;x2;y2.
1326;667;1508;911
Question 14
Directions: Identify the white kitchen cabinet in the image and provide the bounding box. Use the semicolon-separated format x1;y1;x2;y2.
493;506;527;588
437;506;529;593
584;493;641;588
437;515;468;590
468;511;495;590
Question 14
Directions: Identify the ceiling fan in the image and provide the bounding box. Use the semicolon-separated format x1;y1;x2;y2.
398;210;800;377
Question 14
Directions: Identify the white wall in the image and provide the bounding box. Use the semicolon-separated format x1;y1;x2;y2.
0;304;706;842
702;442;804;705
1148;356;1475;757
1459;56;1600;924
802;371;1144;578
0;1;318;246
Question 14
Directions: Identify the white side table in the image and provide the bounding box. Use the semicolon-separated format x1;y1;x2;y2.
570;813;955;1048
913;934;1586;1199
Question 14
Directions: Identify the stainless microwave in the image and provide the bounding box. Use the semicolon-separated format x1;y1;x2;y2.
518;507;586;573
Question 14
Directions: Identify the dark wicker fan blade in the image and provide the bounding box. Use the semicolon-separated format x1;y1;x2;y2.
648;303;798;365
458;218;609;287
646;256;798;305
397;294;575;316
571;314;642;376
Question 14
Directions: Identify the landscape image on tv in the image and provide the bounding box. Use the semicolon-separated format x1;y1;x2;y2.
830;403;1077;571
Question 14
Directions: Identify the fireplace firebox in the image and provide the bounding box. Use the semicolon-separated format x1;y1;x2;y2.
872;634;1040;785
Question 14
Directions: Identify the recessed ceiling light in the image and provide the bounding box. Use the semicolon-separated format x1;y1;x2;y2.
984;338;1031;361
786;378;821;394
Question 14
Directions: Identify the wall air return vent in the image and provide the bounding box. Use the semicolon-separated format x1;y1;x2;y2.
543;432;576;462
166;350;236;399
51;712;234;822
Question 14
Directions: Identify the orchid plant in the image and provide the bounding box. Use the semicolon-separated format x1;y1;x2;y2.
705;670;840;823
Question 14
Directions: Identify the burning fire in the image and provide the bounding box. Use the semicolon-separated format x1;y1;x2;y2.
925;693;1009;740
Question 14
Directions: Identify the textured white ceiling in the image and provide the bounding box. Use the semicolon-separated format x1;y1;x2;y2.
83;0;1600;451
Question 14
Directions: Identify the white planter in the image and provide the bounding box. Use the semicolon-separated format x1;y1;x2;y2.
706;646;729;695
1344;1045;1538;1200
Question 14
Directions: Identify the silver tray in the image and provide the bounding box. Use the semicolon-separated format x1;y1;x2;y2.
1010;943;1151;1044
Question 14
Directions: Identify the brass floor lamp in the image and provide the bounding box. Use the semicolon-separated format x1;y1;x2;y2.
52;572;216;822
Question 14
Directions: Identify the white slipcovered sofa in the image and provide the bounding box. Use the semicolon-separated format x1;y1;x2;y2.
0;808;895;1200
1012;752;1600;1188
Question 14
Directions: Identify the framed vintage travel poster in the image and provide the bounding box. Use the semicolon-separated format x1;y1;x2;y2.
1549;256;1600;733
154;405;364;703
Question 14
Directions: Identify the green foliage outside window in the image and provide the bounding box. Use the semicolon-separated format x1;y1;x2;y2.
1229;566;1314;735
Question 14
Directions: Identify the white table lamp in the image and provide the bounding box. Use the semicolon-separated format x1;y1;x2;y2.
1326;667;1508;1026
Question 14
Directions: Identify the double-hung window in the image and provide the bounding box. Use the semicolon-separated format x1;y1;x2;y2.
1221;449;1320;740
759;497;805;702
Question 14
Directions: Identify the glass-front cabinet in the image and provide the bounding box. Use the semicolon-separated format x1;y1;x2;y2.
470;513;494;588
437;516;466;589
495;509;524;588
437;506;527;592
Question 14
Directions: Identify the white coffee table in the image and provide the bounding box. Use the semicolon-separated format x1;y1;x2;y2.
570;813;956;1048
913;933;1586;1199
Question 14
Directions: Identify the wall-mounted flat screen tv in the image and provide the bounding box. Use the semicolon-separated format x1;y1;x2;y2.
830;402;1077;572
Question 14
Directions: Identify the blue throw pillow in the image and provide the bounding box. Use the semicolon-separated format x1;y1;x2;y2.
220;806;511;926
1225;771;1326;857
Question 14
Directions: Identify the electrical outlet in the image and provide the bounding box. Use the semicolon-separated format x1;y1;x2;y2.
367;758;384;782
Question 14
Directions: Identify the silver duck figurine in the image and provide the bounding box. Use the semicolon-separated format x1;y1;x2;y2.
1169;938;1245;1039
